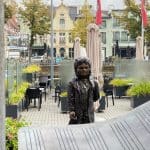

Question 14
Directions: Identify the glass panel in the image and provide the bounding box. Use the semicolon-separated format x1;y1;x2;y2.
113;18;120;27
121;31;128;42
113;31;120;41
59;33;66;44
101;32;106;44
60;19;65;28
69;48;74;58
5;59;26;104
114;59;150;80
100;20;106;28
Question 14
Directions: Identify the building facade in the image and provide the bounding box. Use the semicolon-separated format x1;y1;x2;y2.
47;2;76;59
100;10;136;60
17;2;137;60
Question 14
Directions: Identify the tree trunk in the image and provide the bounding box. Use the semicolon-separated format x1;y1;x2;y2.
0;1;5;150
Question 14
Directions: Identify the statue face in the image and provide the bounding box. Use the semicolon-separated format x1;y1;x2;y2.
76;63;90;77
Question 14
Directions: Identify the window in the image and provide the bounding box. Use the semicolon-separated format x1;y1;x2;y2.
100;20;106;28
69;33;72;43
113;18;120;27
113;31;120;42
101;32;106;44
60;13;64;17
59;33;66;44
60;48;65;57
54;33;56;43
69;48;74;58
50;33;56;43
60;19;65;28
121;31;128;42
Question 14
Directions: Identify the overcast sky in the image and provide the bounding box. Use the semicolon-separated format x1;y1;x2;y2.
55;0;125;10
16;0;141;10
46;0;125;10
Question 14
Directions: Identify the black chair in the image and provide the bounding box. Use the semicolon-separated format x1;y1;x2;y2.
54;85;61;103
103;77;114;107
39;82;47;101
47;76;51;91
25;88;42;111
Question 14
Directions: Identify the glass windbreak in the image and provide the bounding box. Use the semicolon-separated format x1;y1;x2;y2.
114;59;150;81
5;59;26;104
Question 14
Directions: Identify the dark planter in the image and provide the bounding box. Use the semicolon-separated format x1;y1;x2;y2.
98;96;105;111
25;73;33;83
59;96;68;113
114;85;129;98
131;95;150;108
6;101;22;119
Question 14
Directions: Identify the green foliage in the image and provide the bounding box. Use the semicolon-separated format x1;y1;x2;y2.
100;91;105;96
23;64;41;73
8;82;30;104
127;81;150;97
114;0;150;42
60;91;68;97
6;117;29;150
19;0;50;47
71;2;94;46
110;78;133;87
5;2;17;23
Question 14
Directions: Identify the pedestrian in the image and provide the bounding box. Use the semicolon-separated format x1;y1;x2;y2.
67;57;100;124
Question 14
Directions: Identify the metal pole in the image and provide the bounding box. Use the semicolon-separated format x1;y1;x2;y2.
0;0;5;149
141;18;144;59
50;0;54;87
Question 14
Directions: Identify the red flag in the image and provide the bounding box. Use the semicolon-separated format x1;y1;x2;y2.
95;0;102;25
141;0;148;27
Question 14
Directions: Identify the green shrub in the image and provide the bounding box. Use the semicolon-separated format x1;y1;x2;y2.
100;91;105;96
8;82;30;104
23;64;41;73
110;78;133;87
59;91;68;97
6;117;29;150
127;81;150;97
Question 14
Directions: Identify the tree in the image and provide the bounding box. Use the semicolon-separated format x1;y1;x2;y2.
5;2;17;23
114;0;150;43
71;2;94;46
19;0;50;60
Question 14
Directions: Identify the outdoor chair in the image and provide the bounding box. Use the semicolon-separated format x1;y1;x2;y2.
103;76;114;107
54;84;61;103
39;75;51;91
39;82;47;101
25;87;42;111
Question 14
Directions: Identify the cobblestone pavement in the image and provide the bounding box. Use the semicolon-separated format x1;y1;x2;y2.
20;90;133;127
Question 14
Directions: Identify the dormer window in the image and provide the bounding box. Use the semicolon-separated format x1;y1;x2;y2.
60;13;64;17
60;19;65;28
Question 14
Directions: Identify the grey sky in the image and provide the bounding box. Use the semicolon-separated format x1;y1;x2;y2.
47;0;125;10
16;0;141;10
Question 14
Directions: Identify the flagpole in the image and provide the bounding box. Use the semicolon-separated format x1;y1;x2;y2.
141;0;148;60
50;0;54;88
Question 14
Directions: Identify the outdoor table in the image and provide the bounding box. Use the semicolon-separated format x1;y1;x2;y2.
25;87;42;111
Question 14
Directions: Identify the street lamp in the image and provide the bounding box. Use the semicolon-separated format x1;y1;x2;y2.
127;31;131;58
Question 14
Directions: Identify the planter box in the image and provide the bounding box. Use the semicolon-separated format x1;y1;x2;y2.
59;96;68;113
114;85;129;98
6;101;22;119
26;73;33;83
131;95;150;108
